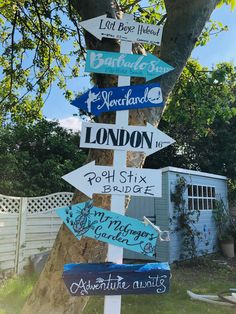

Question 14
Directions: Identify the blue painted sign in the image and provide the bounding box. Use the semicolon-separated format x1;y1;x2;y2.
71;83;163;115
85;50;174;81
63;262;170;296
55;201;159;257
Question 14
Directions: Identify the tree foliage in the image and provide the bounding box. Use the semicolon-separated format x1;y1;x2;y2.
218;0;236;10
145;60;236;180
0;0;232;124
0;0;84;124
0;119;87;196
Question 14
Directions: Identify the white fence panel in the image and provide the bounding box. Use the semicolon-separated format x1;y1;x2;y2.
22;212;62;273
0;209;19;271
0;192;73;273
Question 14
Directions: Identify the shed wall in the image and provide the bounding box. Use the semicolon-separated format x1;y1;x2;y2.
167;171;227;263
123;196;155;261
154;171;170;262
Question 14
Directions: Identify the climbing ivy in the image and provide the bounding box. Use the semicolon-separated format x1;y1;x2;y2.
170;175;203;260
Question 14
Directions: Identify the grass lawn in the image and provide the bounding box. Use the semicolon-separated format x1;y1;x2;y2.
84;257;236;314
0;274;38;314
0;256;235;314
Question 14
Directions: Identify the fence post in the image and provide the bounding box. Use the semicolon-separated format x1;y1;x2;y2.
15;197;27;274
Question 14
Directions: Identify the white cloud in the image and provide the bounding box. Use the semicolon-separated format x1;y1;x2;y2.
58;116;82;132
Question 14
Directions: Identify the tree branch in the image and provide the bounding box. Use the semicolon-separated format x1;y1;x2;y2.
31;0;44;40
121;0;142;11
9;10;18;98
68;0;86;55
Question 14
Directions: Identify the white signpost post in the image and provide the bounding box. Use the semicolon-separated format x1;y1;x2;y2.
103;15;132;314
69;13;171;314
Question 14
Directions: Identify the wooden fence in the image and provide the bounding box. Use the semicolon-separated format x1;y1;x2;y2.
0;192;73;274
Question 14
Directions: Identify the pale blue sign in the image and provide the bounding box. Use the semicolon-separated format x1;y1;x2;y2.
55;201;159;257
71;83;163;115
85;50;174;81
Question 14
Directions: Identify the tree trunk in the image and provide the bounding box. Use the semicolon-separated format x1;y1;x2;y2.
21;0;219;313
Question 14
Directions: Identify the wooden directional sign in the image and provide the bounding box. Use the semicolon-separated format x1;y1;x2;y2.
79;14;163;45
71;83;163;115
63;262;170;296
80;122;175;157
55;201;160;257
85;50;174;81
62;162;162;198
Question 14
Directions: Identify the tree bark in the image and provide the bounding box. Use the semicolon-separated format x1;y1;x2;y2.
21;0;219;313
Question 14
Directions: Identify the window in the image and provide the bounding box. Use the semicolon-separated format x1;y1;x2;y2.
188;184;216;210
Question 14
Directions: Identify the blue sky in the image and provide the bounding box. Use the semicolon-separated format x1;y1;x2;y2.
192;5;236;66
42;5;236;128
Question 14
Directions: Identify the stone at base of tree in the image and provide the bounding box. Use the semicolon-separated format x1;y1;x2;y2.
29;251;50;274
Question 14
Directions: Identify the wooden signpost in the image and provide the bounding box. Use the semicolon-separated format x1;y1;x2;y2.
62;161;162;198
80;121;175;156
79;14;163;45
85;49;174;81
63;262;170;296
56;201;169;257
61;13;174;314
71;83;164;115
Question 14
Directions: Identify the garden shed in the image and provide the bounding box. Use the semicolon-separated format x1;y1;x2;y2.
124;166;228;263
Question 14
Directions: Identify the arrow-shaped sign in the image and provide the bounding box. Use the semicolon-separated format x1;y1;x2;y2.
55;201;161;257
85;50;174;81
62;162;162;198
71;83;164;115
79;14;163;45
80;122;175;156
